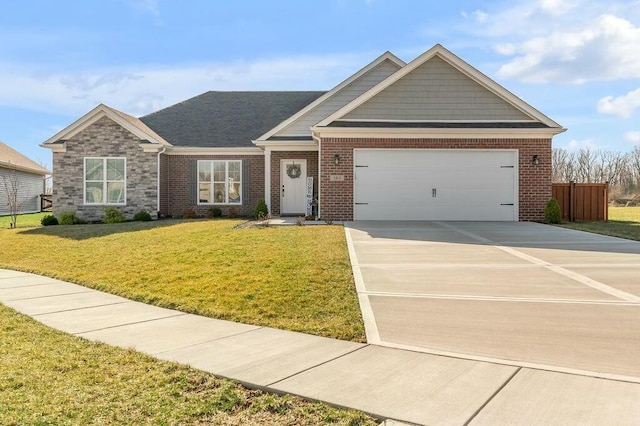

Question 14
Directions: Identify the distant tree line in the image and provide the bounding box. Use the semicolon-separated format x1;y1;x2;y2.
552;146;640;203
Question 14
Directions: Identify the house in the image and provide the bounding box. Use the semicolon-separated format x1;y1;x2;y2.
41;44;565;222
0;141;50;216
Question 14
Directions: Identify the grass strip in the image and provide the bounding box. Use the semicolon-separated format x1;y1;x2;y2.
0;304;375;425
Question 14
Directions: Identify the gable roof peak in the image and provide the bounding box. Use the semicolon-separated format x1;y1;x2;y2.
254;50;406;142
41;103;171;147
315;43;564;130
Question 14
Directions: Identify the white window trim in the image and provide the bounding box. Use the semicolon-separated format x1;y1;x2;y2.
83;157;127;205
197;160;242;205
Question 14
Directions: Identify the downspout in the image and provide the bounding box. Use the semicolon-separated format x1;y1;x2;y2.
157;146;166;217
312;131;321;220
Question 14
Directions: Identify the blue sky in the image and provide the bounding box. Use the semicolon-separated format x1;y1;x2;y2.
1;0;639;169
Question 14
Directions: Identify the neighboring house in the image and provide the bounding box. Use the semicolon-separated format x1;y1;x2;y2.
0;141;50;215
41;44;565;222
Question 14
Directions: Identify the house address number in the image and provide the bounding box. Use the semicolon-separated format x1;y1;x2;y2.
330;175;344;181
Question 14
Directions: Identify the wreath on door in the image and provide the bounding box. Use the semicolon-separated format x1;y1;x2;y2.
286;163;302;179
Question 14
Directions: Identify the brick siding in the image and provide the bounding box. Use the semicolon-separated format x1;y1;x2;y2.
319;137;552;221
164;154;264;218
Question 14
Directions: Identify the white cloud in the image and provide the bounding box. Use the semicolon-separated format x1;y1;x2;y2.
625;131;640;144
538;0;578;16
564;138;602;151
123;0;160;16
460;1;640;84
120;0;162;25
495;43;517;55
473;10;489;23
496;14;640;83
0;53;365;117
598;87;640;118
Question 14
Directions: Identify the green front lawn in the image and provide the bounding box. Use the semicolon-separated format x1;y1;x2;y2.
0;212;48;228
0;304;376;425
558;207;640;241
0;219;365;342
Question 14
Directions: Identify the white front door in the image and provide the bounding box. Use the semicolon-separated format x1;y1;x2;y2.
281;159;307;215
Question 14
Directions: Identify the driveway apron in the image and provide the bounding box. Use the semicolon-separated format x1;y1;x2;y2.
345;221;640;382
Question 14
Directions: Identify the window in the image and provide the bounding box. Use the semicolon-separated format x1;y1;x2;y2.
84;158;126;205
198;160;241;204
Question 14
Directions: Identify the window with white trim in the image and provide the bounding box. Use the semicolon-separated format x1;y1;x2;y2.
84;158;126;205
198;160;241;204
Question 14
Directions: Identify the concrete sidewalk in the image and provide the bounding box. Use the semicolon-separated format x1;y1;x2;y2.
2;268;639;425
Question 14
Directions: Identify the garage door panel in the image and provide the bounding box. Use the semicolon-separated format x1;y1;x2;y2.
353;149;517;221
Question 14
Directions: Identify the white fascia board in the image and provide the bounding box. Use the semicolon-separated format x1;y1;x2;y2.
165;146;265;156
40;141;67;152
311;126;565;139
253;51;407;143
253;140;318;151
41;104;167;146
140;143;166;153
316;44;564;130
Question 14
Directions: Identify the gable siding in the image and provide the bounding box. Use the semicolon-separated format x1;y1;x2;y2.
0;168;43;215
275;59;402;137
343;56;532;121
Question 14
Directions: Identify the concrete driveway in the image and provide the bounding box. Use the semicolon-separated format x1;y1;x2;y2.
345;221;640;382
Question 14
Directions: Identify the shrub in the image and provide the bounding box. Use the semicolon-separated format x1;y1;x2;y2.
104;207;126;224
182;208;197;219
40;215;59;226
544;198;562;224
227;207;238;218
133;210;152;221
254;199;268;220
207;207;223;218
59;212;83;225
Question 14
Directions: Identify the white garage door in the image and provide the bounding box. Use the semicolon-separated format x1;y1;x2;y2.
353;149;518;221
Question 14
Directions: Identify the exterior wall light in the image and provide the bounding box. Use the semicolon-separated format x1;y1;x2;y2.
334;154;340;165
532;155;539;165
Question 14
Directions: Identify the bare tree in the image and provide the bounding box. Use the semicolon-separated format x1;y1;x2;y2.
593;150;627;185
574;147;598;182
1;162;26;228
553;146;640;203
552;148;576;182
629;146;640;188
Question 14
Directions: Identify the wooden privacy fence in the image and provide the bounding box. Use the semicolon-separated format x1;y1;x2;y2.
552;182;608;222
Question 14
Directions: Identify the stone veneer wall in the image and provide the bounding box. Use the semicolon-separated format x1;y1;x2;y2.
164;154;264;218
319;138;552;221
269;151;319;216
52;116;159;221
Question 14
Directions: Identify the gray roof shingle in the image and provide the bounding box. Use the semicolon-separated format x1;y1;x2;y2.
140;91;326;148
